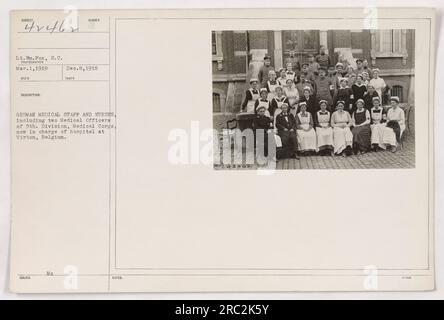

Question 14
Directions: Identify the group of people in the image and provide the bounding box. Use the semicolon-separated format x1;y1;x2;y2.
241;50;406;159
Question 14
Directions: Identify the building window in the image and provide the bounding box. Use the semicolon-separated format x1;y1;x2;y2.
370;29;408;65
376;30;403;54
283;30;319;52
212;32;217;55
213;93;221;112
212;31;224;70
392;85;404;102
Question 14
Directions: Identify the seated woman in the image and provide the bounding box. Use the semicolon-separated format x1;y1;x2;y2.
284;78;300;117
369;96;387;151
351;99;372;154
254;88;271;118
382;96;405;152
296;102;317;155
331;100;353;157
315;100;334;156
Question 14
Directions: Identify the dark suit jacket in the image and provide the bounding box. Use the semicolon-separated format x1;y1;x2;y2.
253;115;272;130
275;112;297;135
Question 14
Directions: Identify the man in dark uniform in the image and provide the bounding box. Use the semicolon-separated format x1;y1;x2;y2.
258;54;274;88
275;104;300;159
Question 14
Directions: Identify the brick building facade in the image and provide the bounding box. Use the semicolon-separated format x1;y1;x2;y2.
212;30;415;113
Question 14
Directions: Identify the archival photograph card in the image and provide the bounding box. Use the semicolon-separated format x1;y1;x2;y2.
9;8;435;292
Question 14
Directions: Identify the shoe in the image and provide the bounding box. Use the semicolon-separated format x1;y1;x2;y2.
291;154;300;160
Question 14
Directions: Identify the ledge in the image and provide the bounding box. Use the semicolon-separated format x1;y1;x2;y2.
213;73;247;82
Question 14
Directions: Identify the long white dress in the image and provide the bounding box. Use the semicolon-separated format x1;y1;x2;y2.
370;107;386;149
285;86;300;117
331;111;353;154
382;106;405;147
316;111;334;150
296;112;317;152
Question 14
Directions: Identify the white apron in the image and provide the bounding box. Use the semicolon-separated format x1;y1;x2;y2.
370;107;386;149
246;89;260;113
285;87;300;117
332;111;353;154
272;97;286;127
296;112;317;152
316;111;334;149
267;81;278;101
382;107;406;147
256;99;271;118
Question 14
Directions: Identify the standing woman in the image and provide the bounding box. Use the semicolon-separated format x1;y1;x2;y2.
266;70;279;101
299;87;316;118
315;100;334;156
351;99;372;154
336;78;354;114
241;78;260;113
369;68;387;100
352;74;368;104
382;96;405;152
254;88;272;118
363;85;379;111
284;78;300;117
296;102;317;155
331;100;353;156
269;86;289;125
277;68;288;88
369;96;387;151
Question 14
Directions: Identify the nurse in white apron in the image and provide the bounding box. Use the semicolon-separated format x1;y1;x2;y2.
315;100;334;155
382;96;405;152
370;96;387;150
266;70;279;101
270;86;289;127
296;102;317;154
284;78;300;117
241;78;260;113
254;89;271;118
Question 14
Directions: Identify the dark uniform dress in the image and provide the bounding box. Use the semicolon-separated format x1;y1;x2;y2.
269;96;289;119
275;112;299;158
336;87;354;113
352;84;367;104
352;109;371;152
363;91;380;111
299;95;317;119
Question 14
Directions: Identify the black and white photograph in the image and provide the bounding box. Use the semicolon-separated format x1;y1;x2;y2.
212;29;415;169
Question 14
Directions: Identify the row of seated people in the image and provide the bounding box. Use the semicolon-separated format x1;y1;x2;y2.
252;95;405;160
